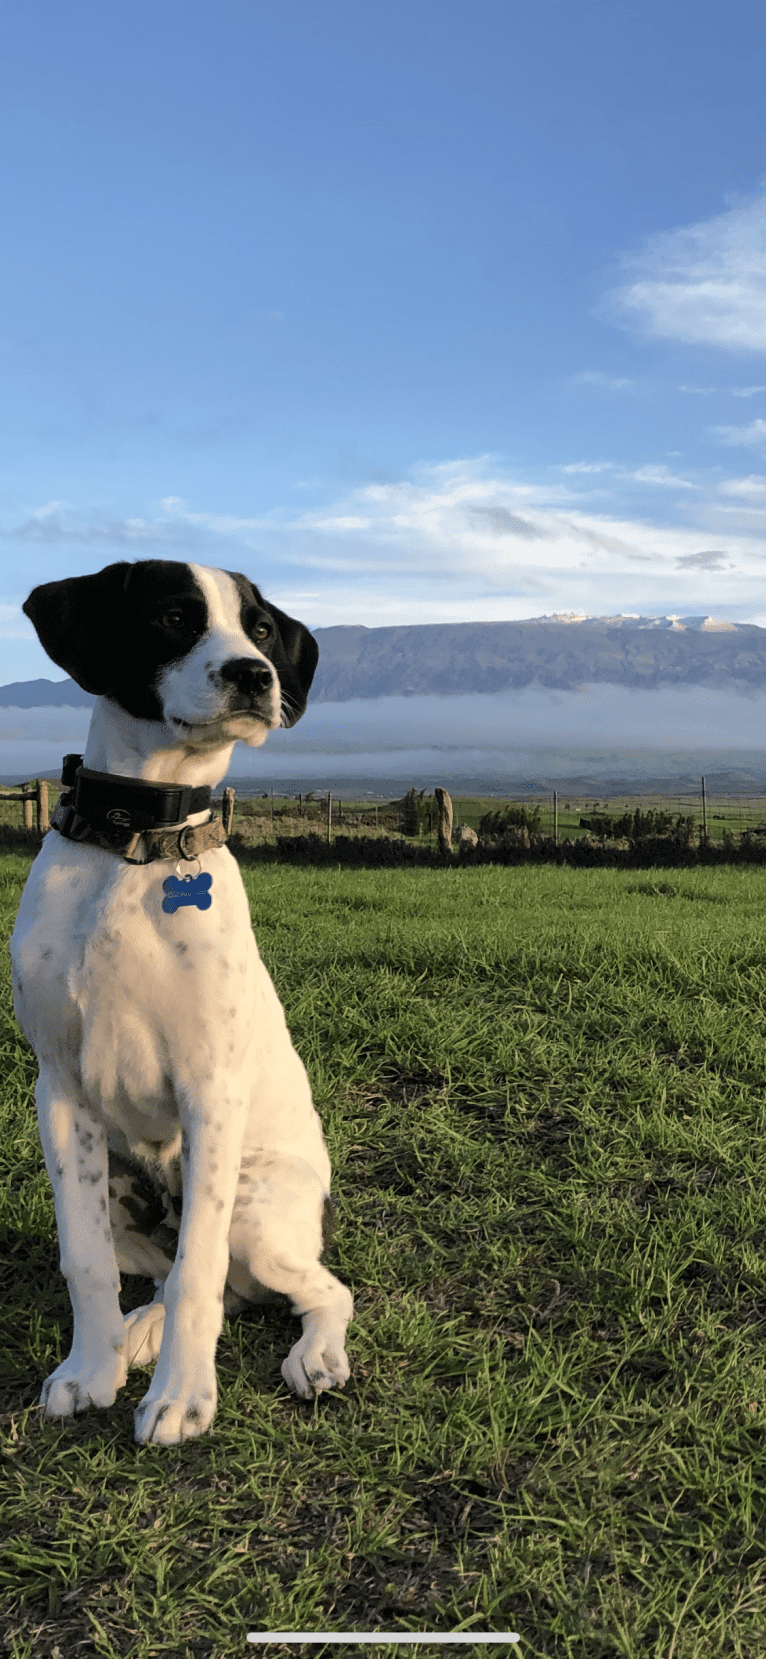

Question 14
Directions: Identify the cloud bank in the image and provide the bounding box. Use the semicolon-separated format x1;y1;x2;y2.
605;182;766;353
4;450;766;665
2;685;766;787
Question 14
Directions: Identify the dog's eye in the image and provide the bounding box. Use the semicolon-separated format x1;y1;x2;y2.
252;624;271;640
159;609;185;630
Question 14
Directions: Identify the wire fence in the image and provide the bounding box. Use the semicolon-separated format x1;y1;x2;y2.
222;779;766;847
448;789;766;846
2;776;766;848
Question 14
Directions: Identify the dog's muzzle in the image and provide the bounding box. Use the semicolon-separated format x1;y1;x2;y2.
219;656;277;717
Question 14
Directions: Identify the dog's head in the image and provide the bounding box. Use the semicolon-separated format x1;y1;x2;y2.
22;561;318;747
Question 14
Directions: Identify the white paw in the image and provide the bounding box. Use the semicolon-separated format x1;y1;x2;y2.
281;1332;351;1400
124;1302;166;1368
133;1373;217;1444
40;1350;127;1417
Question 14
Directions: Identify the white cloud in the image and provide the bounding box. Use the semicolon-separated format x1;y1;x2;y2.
248;456;766;620
629;465;695;489
712;418;766;449
28;500;67;518
308;515;372;532
562;461;616;475
719;475;766;498
605;183;766;353
679;384;766;396
562;460;695;489
4;455;766;636
571;371;634;391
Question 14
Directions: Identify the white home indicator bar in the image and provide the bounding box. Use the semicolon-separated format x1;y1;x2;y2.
247;1637;520;1646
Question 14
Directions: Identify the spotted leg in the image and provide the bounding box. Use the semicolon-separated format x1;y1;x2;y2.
132;1092;248;1445
35;1071;127;1417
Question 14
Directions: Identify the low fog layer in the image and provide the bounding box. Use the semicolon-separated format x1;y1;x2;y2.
1;683;765;785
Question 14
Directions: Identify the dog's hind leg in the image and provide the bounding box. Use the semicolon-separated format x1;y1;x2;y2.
35;1071;127;1416
107;1149;181;1370
228;1154;353;1399
123;1285;166;1368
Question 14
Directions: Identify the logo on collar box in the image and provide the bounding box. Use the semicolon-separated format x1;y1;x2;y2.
107;807;133;827
162;873;213;913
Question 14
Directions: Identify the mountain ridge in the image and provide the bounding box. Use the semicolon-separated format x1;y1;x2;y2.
3;614;765;707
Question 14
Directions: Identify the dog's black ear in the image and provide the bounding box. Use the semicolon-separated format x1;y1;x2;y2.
23;564;134;694
262;598;320;726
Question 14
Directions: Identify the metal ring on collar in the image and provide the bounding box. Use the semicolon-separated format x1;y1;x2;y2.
178;824;203;859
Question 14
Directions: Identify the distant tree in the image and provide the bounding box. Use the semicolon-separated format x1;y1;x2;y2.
479;803;543;837
399;787;432;836
578;809;695;841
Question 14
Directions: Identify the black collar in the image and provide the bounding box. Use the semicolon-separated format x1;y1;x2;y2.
60;753;212;835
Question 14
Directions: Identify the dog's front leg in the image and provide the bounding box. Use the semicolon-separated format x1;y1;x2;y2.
133;1095;247;1445
36;1071;127;1416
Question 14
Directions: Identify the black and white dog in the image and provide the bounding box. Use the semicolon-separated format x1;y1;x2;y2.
10;560;352;1445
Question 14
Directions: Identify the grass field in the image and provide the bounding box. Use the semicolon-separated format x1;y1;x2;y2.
3;852;766;1656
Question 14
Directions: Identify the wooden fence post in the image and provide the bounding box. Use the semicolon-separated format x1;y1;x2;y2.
37;780;49;834
434;787;453;856
553;790;558;847
701;776;707;845
222;787;235;836
327;792;332;843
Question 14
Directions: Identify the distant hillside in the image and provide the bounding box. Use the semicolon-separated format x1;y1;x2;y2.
308;615;766;700
0;677;94;708
3;614;765;707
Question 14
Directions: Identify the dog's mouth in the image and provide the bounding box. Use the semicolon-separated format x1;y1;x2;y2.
167;704;278;741
171;711;270;729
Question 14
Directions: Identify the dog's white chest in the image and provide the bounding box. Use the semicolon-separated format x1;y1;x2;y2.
11;836;259;1135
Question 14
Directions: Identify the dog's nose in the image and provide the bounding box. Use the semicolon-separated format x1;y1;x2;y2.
219;657;275;698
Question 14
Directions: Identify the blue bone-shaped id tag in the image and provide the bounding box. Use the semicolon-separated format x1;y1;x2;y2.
162;872;213;913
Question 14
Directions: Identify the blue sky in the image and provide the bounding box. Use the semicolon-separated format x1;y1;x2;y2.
2;0;766;686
